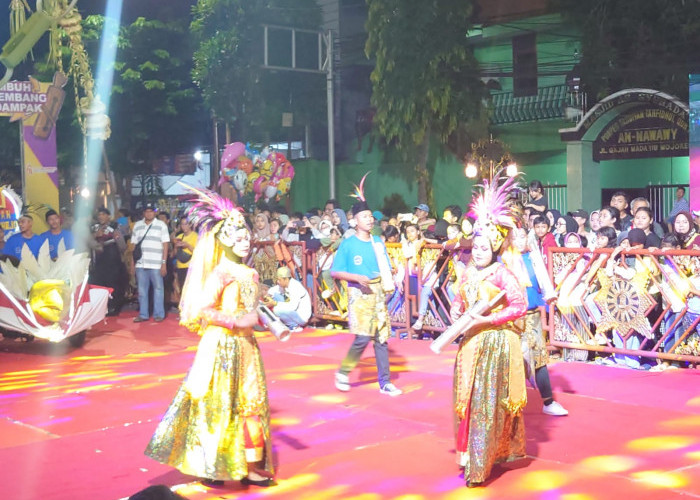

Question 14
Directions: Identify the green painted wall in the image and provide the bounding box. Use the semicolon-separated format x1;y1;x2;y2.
290;139;476;215
515;150;568;185
495;121;570;186
600;156;689;188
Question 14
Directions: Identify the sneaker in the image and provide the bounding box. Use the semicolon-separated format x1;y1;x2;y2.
600;357;617;366
133;316;148;323
154;317;165;323
542;401;568;416
379;383;402;396
411;319;423;330
334;372;350;392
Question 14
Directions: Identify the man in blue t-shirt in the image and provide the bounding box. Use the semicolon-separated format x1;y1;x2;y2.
41;209;74;260
331;197;402;397
2;214;45;261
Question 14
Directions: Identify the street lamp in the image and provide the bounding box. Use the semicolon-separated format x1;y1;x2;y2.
463;136;516;181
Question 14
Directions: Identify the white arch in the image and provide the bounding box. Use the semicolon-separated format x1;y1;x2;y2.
560;88;688;142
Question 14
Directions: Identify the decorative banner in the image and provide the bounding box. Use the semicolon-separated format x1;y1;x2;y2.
593;104;689;161
0;74;65;223
0;187;21;239
690;75;700;213
593;271;655;338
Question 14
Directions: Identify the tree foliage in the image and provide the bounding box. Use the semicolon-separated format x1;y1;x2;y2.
557;0;700;101
365;0;486;205
190;0;324;142
66;14;209;205
81;16;209;171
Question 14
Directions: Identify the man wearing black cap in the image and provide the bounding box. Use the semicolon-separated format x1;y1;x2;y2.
40;208;74;260
331;197;402;396
131;202;170;323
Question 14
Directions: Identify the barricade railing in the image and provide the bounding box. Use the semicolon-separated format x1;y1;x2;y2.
547;246;700;365
249;240;700;366
248;240;309;288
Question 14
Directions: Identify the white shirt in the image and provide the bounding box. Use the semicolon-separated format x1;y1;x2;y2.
132;218;170;269
267;278;312;322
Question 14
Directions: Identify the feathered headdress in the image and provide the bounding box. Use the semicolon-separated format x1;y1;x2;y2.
349;172;371;215
178;184;248;333
468;170;520;252
181;184;247;235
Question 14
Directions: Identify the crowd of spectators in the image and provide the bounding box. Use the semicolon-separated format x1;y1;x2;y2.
37;181;697;369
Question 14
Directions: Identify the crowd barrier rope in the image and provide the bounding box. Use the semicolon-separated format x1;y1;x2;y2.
248;240;700;366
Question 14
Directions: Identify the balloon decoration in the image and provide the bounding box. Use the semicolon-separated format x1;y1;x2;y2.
219;142;296;203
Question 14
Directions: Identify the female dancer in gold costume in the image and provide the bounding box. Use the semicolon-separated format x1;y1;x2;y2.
145;189;274;487
449;175;528;487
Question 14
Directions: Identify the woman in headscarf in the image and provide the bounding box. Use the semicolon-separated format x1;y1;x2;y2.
672;211;700;250
145;190;275;487
331;208;349;233
544;209;561;234
252;213;272;242
307;214;323;239
554;215;578;246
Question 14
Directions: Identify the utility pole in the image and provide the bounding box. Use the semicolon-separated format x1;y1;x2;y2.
211;116;219;190
262;25;335;199
323;30;335;199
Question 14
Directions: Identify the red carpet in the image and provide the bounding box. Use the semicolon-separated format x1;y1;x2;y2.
1;312;700;499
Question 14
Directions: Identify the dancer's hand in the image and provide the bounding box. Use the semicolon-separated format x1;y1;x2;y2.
355;274;371;287
235;310;260;328
468;313;488;329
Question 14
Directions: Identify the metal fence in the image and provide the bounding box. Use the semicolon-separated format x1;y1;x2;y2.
491;84;569;125
543;184;567;214
648;184;688;226
249;240;700;367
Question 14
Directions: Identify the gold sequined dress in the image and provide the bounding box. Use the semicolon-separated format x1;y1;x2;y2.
452;262;527;484
145;260;273;480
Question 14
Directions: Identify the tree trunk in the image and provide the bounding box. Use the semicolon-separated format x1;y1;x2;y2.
113;171;132;210
101;145;118;213
415;126;432;208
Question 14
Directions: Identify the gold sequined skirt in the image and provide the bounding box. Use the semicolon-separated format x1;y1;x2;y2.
454;327;526;483
145;326;273;480
522;309;548;370
347;281;390;343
